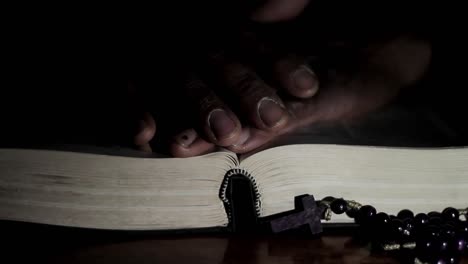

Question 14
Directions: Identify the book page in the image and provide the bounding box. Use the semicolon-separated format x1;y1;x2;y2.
0;148;238;230
241;144;468;223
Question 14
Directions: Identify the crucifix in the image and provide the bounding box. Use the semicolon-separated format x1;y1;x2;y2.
268;194;325;235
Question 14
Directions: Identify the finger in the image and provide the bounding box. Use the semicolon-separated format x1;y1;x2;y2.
170;128;216;158
228;36;431;156
222;62;289;131
185;75;242;146
251;0;310;22
285;36;433;124
227;126;274;154
226;33;320;99
133;112;156;151
274;54;319;98
128;80;156;152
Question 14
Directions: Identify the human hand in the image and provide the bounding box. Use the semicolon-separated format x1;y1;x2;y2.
131;1;432;157
126;0;314;156
174;35;431;157
131;33;431;157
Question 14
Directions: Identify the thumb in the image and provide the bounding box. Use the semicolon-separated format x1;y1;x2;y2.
251;0;309;22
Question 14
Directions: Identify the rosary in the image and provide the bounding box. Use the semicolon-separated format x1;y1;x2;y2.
265;195;468;264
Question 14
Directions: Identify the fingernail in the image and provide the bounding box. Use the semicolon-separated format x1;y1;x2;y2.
174;129;197;148
292;65;319;97
258;97;287;128
207;109;237;140
232;127;250;147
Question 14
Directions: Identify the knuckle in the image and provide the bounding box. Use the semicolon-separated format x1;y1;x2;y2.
183;75;222;114
198;91;222;114
225;64;272;98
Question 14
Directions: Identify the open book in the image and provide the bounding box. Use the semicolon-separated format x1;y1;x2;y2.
1;144;467;232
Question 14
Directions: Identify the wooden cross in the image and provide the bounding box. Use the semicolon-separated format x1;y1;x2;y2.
269;195;324;235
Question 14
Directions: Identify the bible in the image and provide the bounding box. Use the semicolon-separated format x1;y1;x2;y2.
1;144;467;233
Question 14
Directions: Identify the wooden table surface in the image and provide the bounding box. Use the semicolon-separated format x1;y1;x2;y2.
3;223;466;264
48;235;393;264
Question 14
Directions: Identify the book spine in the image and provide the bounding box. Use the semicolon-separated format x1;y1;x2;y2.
219;168;262;224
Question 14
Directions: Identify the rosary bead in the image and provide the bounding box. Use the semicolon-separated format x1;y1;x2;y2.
346;209;357;219
416;238;436;259
451;235;467;252
424;225;441;238
434;255;459;264
397;209;414;220
402;218;415;237
428;211;442;218
431;236;451;253
459;221;468;236
356;205;376;225
442;207;460;222
441;224;456;238
390;218;405;240
330;198;347;214
321;196;335;203
373;212;390;227
371;213;391;236
413;214;430;238
429;216;443;226
445;221;458;228
414;213;430;227
316;197;467;261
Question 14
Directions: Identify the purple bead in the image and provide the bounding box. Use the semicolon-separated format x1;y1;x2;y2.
453;236;467;252
442;207;459;222
371;212;391;239
435;255;459;264
403;219;414;231
356;205;376;225
441;224;456;238
373;212;390;225
428;211;442;218
424;225;441;238
372;212;390;230
414;213;429;226
390;218;405;240
397;209;414;220
429;216;443;226
436;237;451;253
418;235;450;255
445;221;458;228
401;219;414;240
346;209;357;219
330;198;347;214
415;238;437;260
416;237;433;252
459;221;468;235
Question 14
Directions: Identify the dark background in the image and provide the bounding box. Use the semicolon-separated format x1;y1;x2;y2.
1;0;466;152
